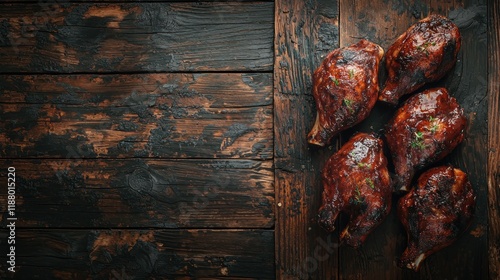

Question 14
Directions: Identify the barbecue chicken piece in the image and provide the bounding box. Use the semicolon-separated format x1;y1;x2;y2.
385;88;466;192
379;14;461;105
398;166;476;271
308;40;384;146
318;133;392;248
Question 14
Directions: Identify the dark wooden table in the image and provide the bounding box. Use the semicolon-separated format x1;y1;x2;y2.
0;0;498;279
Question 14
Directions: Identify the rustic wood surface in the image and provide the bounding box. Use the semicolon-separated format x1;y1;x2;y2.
488;0;500;279
0;3;273;73
0;2;274;279
274;0;340;279
0;74;273;159
0;159;273;228
337;0;489;279
276;0;493;279
0;0;497;279
0;229;275;279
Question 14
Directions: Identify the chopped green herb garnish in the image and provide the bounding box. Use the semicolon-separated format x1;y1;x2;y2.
343;98;355;113
366;178;375;189
349;69;355;79
417;42;436;55
411;131;426;150
357;162;371;168
415;131;424;139
354;186;364;204
428;116;438;133
422;42;433;48
411;141;426;150
330;76;340;86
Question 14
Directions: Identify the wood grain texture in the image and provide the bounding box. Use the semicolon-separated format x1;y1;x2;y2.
8;0;273;2
0;2;273;73
0;1;276;279
0;0;495;278
0;73;273;159
338;0;488;279
0;229;275;279
339;0;426;49
274;0;340;278
0;159;274;228
488;0;500;278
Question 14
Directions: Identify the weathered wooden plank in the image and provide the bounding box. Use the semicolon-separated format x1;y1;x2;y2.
338;0;488;279
488;0;500;278
0;159;274;228
8;0;273;2
0;73;273;159
274;0;340;279
0;229;275;279
0;2;273;73
0;73;272;106
339;0;423;50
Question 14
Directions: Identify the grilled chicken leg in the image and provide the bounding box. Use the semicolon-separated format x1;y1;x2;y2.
398;166;476;271
318;133;391;248
385;87;466;191
308;40;384;146
379;14;461;105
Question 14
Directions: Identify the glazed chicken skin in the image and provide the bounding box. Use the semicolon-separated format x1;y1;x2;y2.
385;87;466;191
308;40;384;146
398;166;476;271
318;133;392;248
379;14;461;105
